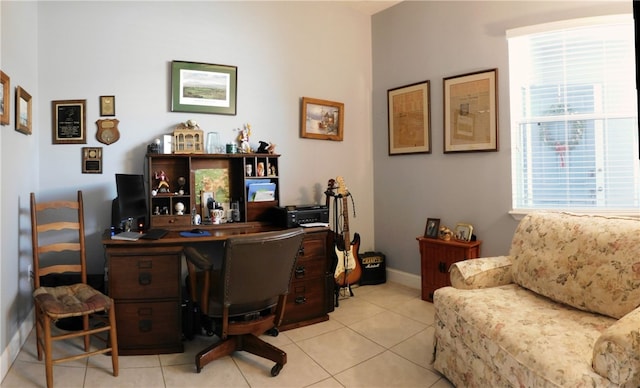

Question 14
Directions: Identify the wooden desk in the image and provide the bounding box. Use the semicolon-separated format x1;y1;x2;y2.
103;225;333;355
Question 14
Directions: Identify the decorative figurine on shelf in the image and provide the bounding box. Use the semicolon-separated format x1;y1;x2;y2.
439;226;453;241
268;163;276;176
257;140;277;154
238;123;252;153
177;176;186;195
185;119;200;130
174;202;185;215
154;170;170;193
257;162;265;177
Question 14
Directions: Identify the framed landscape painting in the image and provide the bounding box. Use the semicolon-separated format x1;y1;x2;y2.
171;61;237;115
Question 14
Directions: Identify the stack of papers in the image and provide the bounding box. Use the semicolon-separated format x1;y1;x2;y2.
247;182;276;202
111;231;143;241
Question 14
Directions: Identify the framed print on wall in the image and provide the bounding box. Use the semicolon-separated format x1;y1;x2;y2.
52;99;86;144
0;71;9;125
443;68;498;153
300;97;344;141
100;95;115;116
388;80;431;155
171;60;237;115
16;86;32;135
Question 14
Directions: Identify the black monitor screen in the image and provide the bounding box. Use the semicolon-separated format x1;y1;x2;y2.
114;173;147;230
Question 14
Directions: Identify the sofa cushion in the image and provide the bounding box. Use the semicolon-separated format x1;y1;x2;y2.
509;212;640;319
434;284;616;387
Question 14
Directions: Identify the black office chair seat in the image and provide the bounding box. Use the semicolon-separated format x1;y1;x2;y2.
184;228;304;376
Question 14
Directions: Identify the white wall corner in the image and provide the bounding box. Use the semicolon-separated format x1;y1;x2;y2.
1;308;34;382
386;267;421;290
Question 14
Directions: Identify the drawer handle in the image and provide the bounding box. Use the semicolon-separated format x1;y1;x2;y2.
139;319;152;332
294;266;305;278
138;260;152;269
438;262;447;273
295;296;307;305
298;246;305;256
139;272;152;285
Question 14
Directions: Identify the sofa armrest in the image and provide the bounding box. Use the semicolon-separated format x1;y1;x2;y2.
449;256;513;289
592;307;640;386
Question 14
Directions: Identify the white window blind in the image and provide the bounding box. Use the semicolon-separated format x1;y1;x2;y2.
507;15;640;214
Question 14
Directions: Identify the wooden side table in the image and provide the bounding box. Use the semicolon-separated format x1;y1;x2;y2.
416;237;481;302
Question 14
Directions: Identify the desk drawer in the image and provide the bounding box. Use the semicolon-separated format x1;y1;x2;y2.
282;277;325;325
293;253;325;280
109;254;180;299
151;215;191;227
301;233;327;260
115;300;182;352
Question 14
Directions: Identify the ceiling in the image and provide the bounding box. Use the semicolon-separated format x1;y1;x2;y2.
345;1;403;15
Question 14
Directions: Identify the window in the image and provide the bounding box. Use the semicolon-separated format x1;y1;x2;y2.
507;15;639;215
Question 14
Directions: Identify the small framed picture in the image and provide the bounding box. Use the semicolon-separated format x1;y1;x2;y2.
454;223;474;242
100;95;115;116
82;147;103;174
16;86;32;135
0;70;9;125
52;99;86;144
424;218;440;239
300;97;344;141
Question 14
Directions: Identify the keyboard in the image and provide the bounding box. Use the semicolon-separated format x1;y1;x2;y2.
141;228;169;240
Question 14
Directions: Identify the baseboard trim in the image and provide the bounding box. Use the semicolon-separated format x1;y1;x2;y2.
386;267;421;290
1;308;34;382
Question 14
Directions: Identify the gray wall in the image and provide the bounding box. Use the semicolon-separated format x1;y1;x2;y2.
371;0;631;275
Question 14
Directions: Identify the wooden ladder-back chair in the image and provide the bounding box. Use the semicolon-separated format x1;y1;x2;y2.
185;228;305;376
30;191;118;388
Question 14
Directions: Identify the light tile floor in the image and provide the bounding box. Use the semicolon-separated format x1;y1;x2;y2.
2;282;454;388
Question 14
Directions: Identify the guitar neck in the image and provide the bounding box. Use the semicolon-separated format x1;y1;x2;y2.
341;195;350;248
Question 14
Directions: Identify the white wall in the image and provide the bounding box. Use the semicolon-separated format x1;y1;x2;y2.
1;0;374;379
0;0;40;379
371;1;632;275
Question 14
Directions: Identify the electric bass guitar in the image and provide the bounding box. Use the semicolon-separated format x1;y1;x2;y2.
329;176;362;288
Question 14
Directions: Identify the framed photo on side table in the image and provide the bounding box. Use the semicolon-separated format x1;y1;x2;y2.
443;69;498;153
171;61;237;115
388;80;431;155
16;86;32;135
424;218;440;239
300;97;344;141
454;223;474;242
0;71;9;125
52;99;86;144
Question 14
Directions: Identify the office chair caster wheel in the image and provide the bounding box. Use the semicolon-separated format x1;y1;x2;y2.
271;363;283;376
266;328;279;337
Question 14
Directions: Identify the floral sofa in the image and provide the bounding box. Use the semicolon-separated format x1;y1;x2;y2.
432;211;640;387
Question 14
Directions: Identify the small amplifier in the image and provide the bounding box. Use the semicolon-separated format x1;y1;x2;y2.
274;205;329;228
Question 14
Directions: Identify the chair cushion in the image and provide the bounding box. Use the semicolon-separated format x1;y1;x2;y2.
33;284;112;319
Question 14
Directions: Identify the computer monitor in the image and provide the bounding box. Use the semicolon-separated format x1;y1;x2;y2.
112;173;148;231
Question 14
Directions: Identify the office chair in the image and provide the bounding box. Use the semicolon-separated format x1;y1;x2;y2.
184;228;304;376
30;191;118;388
